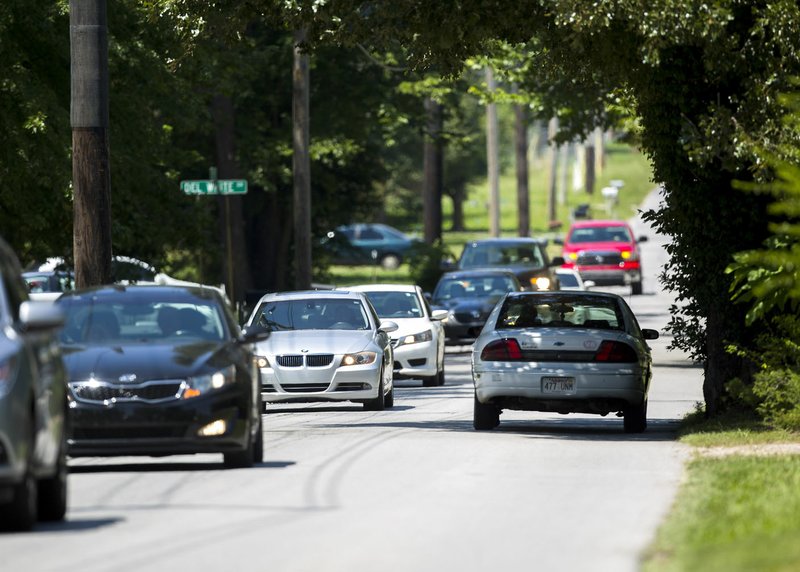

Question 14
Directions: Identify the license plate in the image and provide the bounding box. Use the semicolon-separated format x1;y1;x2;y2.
541;376;575;393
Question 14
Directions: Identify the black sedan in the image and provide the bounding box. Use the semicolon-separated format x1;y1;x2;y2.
430;269;523;345
56;285;268;468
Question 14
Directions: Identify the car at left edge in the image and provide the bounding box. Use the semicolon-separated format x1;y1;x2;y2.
472;290;658;433
56;285;268;468
0;236;69;531
245;290;397;410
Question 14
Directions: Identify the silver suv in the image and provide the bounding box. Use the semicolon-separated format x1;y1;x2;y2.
0;236;68;530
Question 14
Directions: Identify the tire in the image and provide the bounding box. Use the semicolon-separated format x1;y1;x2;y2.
473;393;500;431
631;277;643;295
2;468;37;531
422;374;438;387
384;384;394;409
623;398;648;433
364;366;386;411
38;426;68;522
380;254;401;270
437;361;446;386
224;418;257;469
252;414;264;464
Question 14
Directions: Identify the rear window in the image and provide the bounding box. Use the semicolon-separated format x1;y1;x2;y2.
496;295;624;330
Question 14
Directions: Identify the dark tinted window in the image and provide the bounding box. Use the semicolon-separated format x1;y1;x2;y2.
496;295;624;330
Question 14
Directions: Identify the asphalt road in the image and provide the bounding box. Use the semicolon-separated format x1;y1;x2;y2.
1;189;704;572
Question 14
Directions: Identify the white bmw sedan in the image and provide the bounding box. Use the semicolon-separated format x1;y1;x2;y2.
346;284;448;386
246;290;397;410
472;291;658;433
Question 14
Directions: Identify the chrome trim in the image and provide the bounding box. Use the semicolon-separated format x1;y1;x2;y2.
69;379;185;405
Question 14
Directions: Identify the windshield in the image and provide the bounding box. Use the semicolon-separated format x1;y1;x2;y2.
434;275;517;302
254;298;370;331
568;226;632;243
57;292;226;344
361;291;422;318
496;295;624;330
460;243;544;268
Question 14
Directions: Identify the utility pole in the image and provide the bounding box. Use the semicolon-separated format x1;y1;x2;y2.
513;96;530;237
422;97;443;244
547;117;559;225
486;66;500;237
70;0;112;288
293;29;312;290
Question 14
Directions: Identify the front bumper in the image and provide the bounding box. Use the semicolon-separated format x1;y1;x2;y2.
261;362;382;403
67;386;251;457
391;339;438;378
575;266;641;286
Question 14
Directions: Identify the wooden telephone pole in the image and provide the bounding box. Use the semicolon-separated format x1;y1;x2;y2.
293;30;312;290
70;0;112;287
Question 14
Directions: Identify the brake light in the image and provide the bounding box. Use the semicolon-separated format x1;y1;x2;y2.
480;339;523;361
594;340;638;363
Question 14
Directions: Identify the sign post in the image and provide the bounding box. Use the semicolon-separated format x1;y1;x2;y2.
180;169;248;302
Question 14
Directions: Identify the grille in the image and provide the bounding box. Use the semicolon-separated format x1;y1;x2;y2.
454;312;482;323
282;383;330;393
335;383;370;391
576;251;622;266
70;380;183;404
306;354;334;367
276;355;303;367
72;426;185;440
408;358;427;367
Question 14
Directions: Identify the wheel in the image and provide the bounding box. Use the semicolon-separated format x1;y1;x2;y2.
384;383;394;409
1;468;37;531
252;414;264;464
38;424;68;522
363;366;386;411
224;418;257;468
437;356;446;386
380;253;401;270
623;398;648;433
422;374;438;387
473;393;500;430
631;281;643;295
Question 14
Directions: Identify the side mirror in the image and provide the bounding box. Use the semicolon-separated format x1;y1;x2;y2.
430;309;448;321
583;280;596;289
637;236;649;243
379;320;399;333
642;328;659;340
19;300;64;332
553;238;564;245
240;324;271;343
550;256;565;267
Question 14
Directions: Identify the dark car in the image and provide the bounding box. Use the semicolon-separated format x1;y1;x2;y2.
455;238;565;291
322;223;422;269
56;285;268;468
430;269;523;345
0;236;69;531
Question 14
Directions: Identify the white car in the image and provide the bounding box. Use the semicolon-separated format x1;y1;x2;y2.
346;284;448;386
555;268;595;291
245;290;397;410
472;291;658;433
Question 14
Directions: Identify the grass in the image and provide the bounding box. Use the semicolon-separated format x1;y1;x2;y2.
644;409;800;572
323;142;656;288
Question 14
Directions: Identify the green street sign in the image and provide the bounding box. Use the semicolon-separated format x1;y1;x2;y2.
181;179;248;195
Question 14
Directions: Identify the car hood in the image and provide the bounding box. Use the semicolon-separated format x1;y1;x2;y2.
62;341;228;382
565;241;635;252
381;317;435;339
255;329;377;356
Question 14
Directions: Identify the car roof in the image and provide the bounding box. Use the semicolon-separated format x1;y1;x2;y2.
439;269;520;280
464;237;547;246
58;284;222;300
506;290;624;302
345;284;419;293
568;219;631;229
257;289;366;303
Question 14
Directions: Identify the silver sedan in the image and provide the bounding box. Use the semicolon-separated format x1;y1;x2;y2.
471;291;658;432
245;290;397;410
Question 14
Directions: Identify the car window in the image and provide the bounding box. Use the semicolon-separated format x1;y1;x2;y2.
359;228;384;240
58;295;225;343
496;295;625;330
557;273;579;287
569;226;632;243
362;291;423;318
435;276;515;301
255;298;369;331
461;243;544;268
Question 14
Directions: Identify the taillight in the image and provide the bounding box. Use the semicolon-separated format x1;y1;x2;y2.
594;340;638;362
480;338;523;361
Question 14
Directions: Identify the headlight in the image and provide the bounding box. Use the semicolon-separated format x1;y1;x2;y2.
568;252;579;261
183;365;236;399
621;250;634;260
340;352;377;366
532;277;551;290
397;330;433;347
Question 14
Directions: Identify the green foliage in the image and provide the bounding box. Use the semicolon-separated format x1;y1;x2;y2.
405;239;456;293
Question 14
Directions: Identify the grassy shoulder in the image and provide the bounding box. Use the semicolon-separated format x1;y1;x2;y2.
644;410;800;572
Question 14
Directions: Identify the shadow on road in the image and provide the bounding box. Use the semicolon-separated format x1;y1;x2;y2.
68;460;296;474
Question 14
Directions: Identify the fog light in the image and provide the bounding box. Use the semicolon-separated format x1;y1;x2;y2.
198;419;227;437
